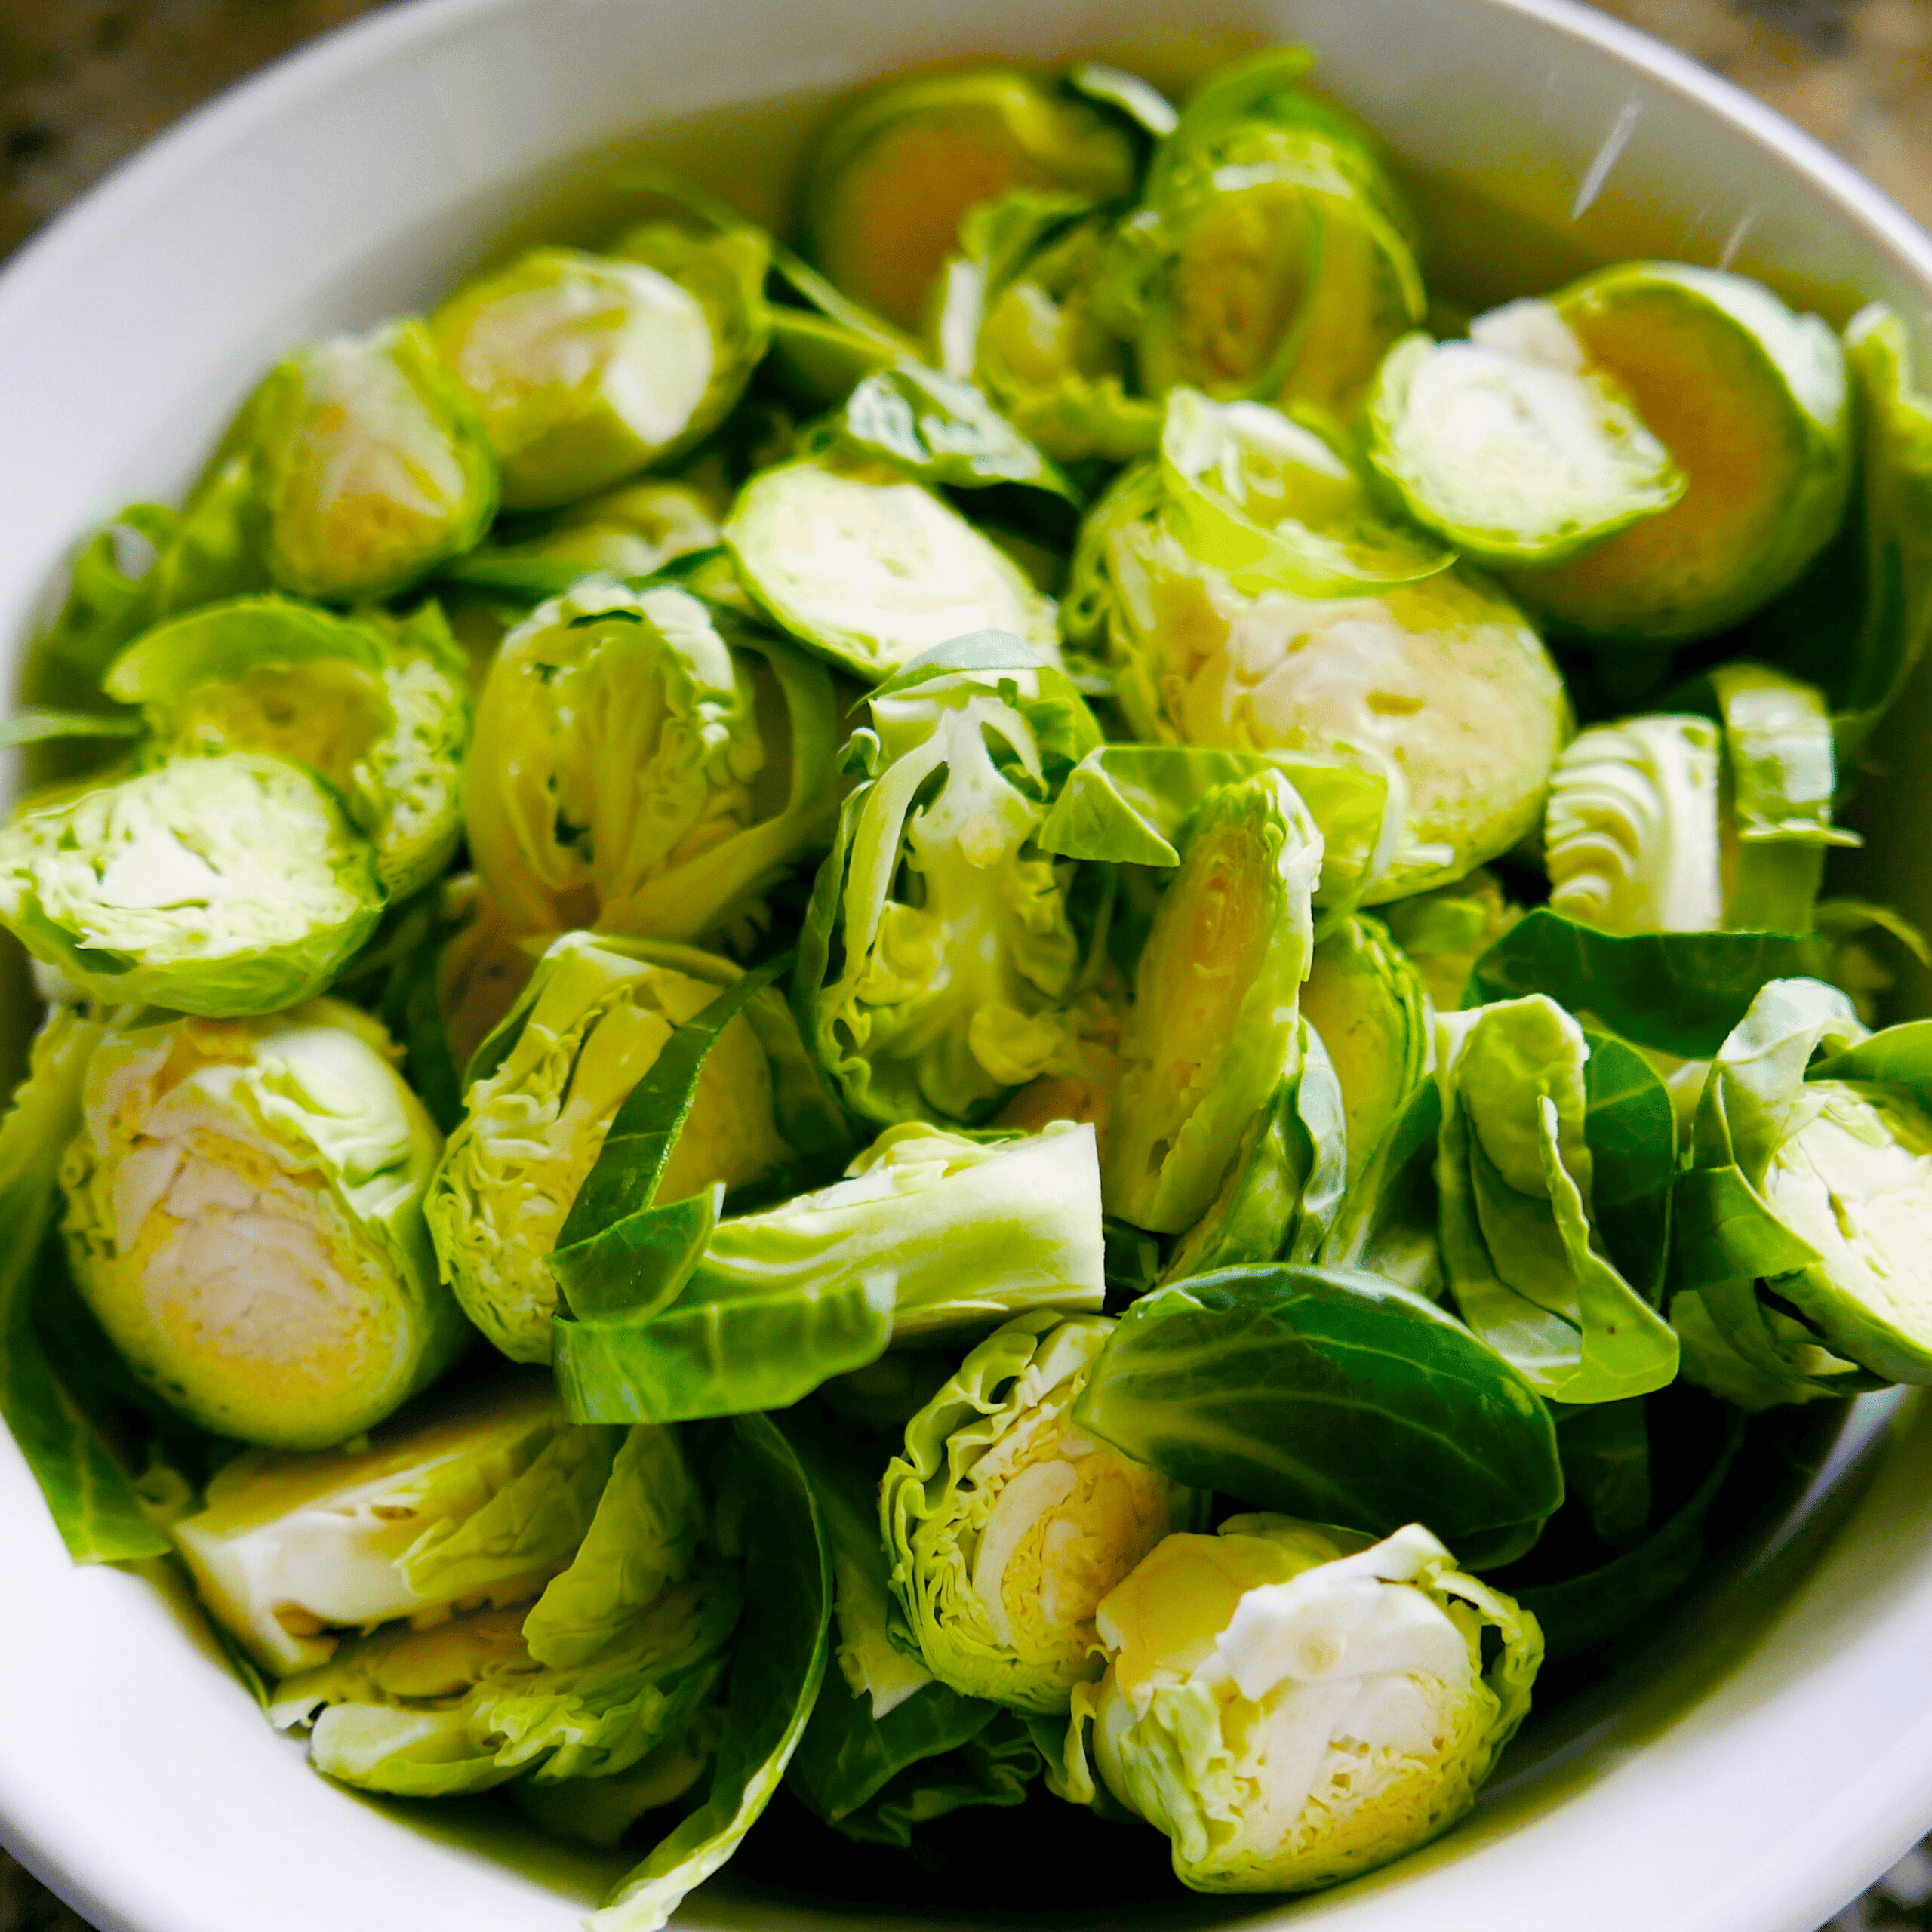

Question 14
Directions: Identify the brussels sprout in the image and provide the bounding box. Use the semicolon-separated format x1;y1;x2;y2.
465;576;838;949
449;478;724;598
1101;503;1570;903
1300;913;1430;1177
1380;869;1521;1013
1364;301;1685;568
1119;53;1424;422
431;230;768;511
427;933;811;1364
1674;977;1932;1389
799;69;1137;331
722;452;1060;682
1436;996;1680;1403
1104;771;1320;1234
104;595;469;901
1057;1517;1541;1891
270;1442;737;1796
57;998;463;1451
172;1374;618;1672
232;317;497;603
796;643;1102;1126
1502;263;1850;642
1074;1266;1563;1565
555;1119;1108;1423
935;190;1159;465
0;752;382;1017
880;1312;1193;1715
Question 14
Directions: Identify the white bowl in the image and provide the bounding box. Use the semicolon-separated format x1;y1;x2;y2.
5;2;1932;1929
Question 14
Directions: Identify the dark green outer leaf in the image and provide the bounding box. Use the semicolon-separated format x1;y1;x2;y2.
1552;1398;1651;1546
590;1412;830;1932
1580;1026;1676;1304
1516;1405;1746;1660
1814;1017;1932;1115
1470;909;1814;1059
1073;1263;1562;1555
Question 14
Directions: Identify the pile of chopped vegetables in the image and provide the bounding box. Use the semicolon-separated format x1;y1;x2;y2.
2;43;1930;1932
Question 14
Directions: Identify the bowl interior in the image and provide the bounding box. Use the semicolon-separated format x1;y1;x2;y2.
4;3;1932;1931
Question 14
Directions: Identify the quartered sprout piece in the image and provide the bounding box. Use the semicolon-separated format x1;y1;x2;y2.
1054;1518;1541;1892
106;595;471;901
1103;769;1321;1235
432;232;768;511
1503;262;1850;641
723;452;1060;682
881;1312;1192;1716
426;934;810;1363
796;646;1102;1126
59;999;464;1451
0;752;382;1016
1365;299;1684;568
1100;495;1569;901
799;69;1137;331
1435;996;1680;1404
236;317;497;603
1675;977;1932;1390
465;576;838;949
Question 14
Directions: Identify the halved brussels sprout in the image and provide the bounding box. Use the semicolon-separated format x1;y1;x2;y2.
1503;263;1850;641
1102;507;1570;903
1675;977;1932;1389
1300;913;1431;1176
881;1312;1193;1715
431;231;768;511
105;595;470;901
1121;54;1424;422
235;317;497;602
1436;996;1679;1404
1104;770;1321;1234
0;752;382;1017
723;453;1060;682
800;69;1137;331
427;933;804;1364
796;646;1101;1126
58;998;463;1451
1364;300;1685;568
937;190;1158;466
1057;1517;1541;1892
465;576;838;949
457;478;724;589
172;1374;611;1672
1381;868;1521;1011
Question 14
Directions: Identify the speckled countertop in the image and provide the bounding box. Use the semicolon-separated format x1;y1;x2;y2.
0;1;1929;1929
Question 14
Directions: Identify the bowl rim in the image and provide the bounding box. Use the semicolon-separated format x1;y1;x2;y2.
4;4;1932;1932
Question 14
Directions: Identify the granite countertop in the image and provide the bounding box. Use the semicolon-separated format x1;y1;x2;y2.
0;1;1928;1928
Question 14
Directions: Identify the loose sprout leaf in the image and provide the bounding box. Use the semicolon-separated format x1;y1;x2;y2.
589;1413;831;1932
1549;1396;1651;1547
1579;1025;1677;1304
0;1011;168;1564
1063;62;1178;143
0;709;143;747
838;360;1082;504
1469;909;1814;1059
1072;1263;1563;1555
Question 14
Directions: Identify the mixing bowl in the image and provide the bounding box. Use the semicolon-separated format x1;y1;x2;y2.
2;2;1931;1929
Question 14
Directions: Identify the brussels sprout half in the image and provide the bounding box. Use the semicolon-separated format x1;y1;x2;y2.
427;933;802;1364
1364;301;1685;569
465;575;838;950
432;231;768;511
106;595;470;902
1058;1518;1541;1892
238;317;497;603
0;751;382;1017
724;453;1060;683
881;1312;1194;1716
58;998;465;1452
800;69;1137;332
1503;263;1850;642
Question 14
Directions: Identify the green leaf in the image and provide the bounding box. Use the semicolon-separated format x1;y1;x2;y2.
589;1412;830;1932
1550;1398;1650;1547
0;1012;167;1564
1072;1263;1562;1558
1469;909;1814;1058
1580;1026;1677;1303
0;708;143;747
